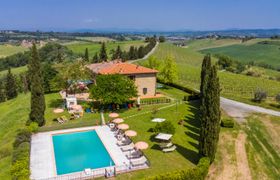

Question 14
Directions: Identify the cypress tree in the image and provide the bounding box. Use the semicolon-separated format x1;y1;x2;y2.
199;55;221;163
28;43;46;126
5;68;18;100
92;52;99;63
0;79;6;102
99;42;108;61
84;48;89;62
112;45;122;60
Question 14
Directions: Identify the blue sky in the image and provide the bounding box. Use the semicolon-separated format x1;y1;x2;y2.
0;0;280;31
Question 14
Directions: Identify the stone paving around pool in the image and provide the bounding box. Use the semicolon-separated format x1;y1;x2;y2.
30;125;146;180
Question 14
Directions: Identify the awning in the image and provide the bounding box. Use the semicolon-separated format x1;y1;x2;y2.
155;133;173;141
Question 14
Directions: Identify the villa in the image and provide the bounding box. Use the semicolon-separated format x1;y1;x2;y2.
86;61;158;97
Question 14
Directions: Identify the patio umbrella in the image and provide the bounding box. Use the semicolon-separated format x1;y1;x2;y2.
125;130;137;137
112;118;124;124
71;105;83;111
117;123;129;130
134;141;149;150
53;108;64;114
109;113;119;118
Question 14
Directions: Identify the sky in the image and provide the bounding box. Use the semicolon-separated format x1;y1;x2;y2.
0;0;280;31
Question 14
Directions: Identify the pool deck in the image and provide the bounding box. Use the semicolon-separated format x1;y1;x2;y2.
30;126;131;180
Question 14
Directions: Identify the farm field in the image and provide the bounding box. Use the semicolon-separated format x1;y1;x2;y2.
141;43;280;109
186;38;242;51
66;40;147;57
208;114;280;180
0;44;27;58
0;86;199;179
200;39;280;69
0;66;27;77
75;36;115;42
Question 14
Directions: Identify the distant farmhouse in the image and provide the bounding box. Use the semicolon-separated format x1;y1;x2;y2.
87;61;158;97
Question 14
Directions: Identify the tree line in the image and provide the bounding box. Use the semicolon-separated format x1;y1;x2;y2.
84;37;157;63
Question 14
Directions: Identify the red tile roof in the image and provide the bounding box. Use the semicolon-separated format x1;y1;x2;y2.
87;61;158;75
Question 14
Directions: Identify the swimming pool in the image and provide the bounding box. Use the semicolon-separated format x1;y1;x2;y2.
52;130;115;175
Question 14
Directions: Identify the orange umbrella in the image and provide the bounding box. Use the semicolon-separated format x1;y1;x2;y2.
134;141;149;150
125;130;137;137
117;123;129;130
71;105;82;110
53;108;64;114
109;113;119;118
112;118;124;124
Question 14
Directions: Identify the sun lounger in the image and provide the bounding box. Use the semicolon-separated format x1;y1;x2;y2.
61;116;68;122
126;150;142;159
162;145;177;153
160;142;173;149
117;138;131;146
57;117;64;124
130;156;147;166
121;142;134;151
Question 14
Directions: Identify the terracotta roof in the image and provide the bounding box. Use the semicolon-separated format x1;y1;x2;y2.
87;61;158;75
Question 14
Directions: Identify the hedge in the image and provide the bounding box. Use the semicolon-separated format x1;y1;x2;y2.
146;157;210;180
11;129;32;180
221;118;234;128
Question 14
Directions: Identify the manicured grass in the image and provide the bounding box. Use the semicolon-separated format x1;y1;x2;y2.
66;40;147;57
147;43;280;110
0;44;27;58
200;39;280;69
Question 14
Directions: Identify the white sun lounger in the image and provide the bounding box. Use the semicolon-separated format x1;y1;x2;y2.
130;156;147;166
162;145;177;153
126;150;142;159
121;143;134;151
160;142;173;149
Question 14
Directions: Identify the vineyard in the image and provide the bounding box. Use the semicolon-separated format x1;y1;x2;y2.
148;43;280;108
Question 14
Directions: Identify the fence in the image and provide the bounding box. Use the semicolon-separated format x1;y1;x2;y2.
35;162;149;180
140;97;172;105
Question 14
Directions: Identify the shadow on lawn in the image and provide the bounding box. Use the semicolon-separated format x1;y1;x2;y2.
48;99;64;108
175;144;200;164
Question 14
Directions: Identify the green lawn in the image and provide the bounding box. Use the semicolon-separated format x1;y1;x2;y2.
0;44;27;58
0;66;27;78
0;86;200;179
144;43;280;110
66;40;147;58
0;94;30;180
200;39;280;69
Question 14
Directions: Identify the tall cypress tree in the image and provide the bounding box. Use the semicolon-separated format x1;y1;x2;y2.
199;55;221;163
92;52;99;63
99;42;108;61
84;48;89;62
28;43;46;126
112;45;122;60
5;68;18;100
0;79;6;102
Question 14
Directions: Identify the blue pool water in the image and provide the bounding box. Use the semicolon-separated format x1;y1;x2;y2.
52;130;114;175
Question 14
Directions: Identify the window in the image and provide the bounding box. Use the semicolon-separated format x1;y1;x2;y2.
128;75;135;81
143;88;148;95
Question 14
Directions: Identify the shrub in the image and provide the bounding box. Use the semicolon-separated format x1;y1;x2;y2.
27;122;39;133
253;89;267;102
146;157;210;180
221;118;234;128
12;142;30;163
13;129;32;148
153;120;176;134
10;157;30;180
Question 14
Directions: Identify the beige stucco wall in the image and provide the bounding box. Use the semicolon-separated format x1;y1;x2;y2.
134;73;157;97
